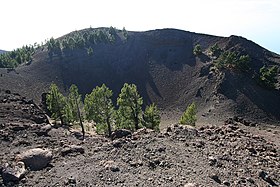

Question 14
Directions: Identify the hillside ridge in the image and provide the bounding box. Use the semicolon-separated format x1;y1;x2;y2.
0;27;279;124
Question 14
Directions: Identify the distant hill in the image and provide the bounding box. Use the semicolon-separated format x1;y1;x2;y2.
0;50;6;54
0;27;279;124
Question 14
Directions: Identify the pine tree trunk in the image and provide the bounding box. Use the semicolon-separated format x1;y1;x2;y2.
75;97;85;140
106;117;112;139
59;114;64;125
135;115;139;130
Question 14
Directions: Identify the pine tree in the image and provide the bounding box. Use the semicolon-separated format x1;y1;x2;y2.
193;44;202;56
143;103;160;131
84;84;115;137
46;83;66;125
87;47;93;56
259;66;278;89
117;83;143;131
180;102;197;126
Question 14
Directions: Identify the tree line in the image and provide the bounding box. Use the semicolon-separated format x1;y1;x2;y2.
0;45;36;68
46;27;128;59
194;43;279;89
0;27;129;68
46;83;161;139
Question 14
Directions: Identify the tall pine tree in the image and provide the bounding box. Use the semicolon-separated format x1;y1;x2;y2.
46;83;66;125
117;83;143;131
84;84;115;137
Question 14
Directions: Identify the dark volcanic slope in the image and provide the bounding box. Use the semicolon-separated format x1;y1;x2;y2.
0;28;279;124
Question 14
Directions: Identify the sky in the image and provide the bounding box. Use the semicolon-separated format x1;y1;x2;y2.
1;0;279;54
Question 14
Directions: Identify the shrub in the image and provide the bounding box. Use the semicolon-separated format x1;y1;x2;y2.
122;27;128;40
87;47;93;56
180;102;197;126
258;65;278;89
193;44;202;56
214;51;250;71
209;43;222;57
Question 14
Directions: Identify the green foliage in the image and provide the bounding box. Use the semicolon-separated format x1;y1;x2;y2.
0;45;35;68
109;26;117;36
87;47;94;56
117;83;143;131
236;55;250;71
46;83;85;138
48;28;116;57
214;51;250;71
67;84;85;138
63;102;74;124
46;83;66;124
122;27;128;40
180;102;197;126
258;66;278;89
193;44;202;56
67;85;83;122
84;84;115;137
143;103;160;131
47;37;61;57
209;43;221;57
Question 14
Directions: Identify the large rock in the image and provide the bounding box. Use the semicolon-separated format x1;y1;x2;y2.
16;148;52;171
111;129;132;139
184;183;199;187
35;124;52;136
61;145;85;156
1;162;26;184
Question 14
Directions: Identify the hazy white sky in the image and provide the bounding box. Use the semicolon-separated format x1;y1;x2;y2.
1;0;279;53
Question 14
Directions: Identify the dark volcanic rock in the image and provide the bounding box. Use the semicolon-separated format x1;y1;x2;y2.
259;170;278;186
61;145;85;156
111;129;132;139
1;162;26;184
16;148;52;171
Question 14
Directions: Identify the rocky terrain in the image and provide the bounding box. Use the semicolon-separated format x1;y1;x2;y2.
0;90;279;187
0;28;280;186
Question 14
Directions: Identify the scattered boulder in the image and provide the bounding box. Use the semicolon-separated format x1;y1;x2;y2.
102;160;120;172
210;174;221;184
129;160;143;167
61;145;85;156
112;139;126;148
258;170;278;186
222;180;230;186
32;115;48;124
133;128;154;136
10;123;29;132
166;127;172;132
208;156;217;166
35;124;52;136
65;176;77;185
1;162;26;184
111;129;132;139
184;183;199;187
16;148;52;171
